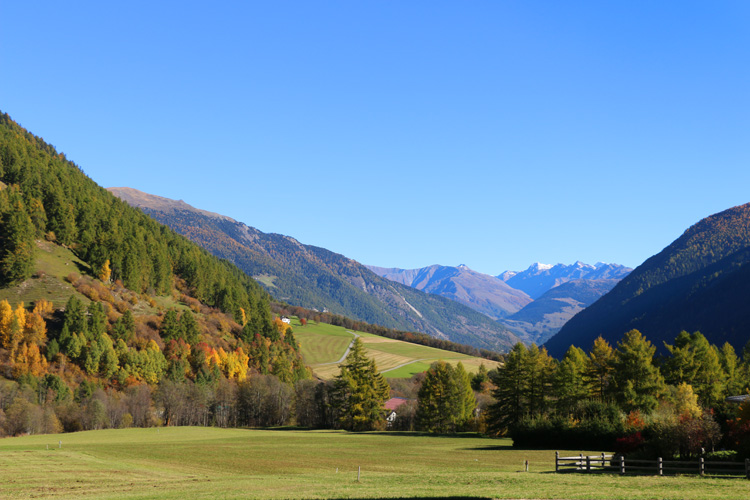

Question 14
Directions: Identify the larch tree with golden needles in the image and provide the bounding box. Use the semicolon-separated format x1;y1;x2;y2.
99;259;112;283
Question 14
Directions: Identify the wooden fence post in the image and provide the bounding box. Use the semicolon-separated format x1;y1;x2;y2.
699;457;705;476
658;457;663;476
745;458;749;480
601;452;606;470
620;455;625;475
555;452;559;473
580;453;583;470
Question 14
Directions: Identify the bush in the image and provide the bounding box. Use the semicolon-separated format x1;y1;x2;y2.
707;450;738;461
512;401;625;450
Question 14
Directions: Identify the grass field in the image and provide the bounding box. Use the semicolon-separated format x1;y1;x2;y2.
293;320;501;379
1;427;748;500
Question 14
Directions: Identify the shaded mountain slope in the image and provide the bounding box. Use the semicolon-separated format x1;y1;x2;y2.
109;188;522;351
546;203;750;357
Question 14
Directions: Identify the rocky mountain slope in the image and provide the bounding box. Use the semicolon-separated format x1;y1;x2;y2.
109;188;522;352
369;262;630;346
366;264;532;320
503;279;620;345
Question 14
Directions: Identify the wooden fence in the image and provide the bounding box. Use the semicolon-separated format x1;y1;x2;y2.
555;452;750;478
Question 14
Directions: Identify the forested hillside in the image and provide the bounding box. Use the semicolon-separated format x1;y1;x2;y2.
0;112;309;433
547;203;750;357
110;188;522;351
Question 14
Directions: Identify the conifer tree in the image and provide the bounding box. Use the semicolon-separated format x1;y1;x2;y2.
332;338;390;431
0;186;35;286
612;329;665;413
525;344;556;417
417;361;476;433
99;259;111;283
720;342;744;397
160;309;182;342
586;336;615;402
664;331;726;408
488;342;528;433
554;345;589;414
179;311;200;345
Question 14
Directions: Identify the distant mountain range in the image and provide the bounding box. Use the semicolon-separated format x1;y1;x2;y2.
109;188;522;352
499;261;632;300
546;202;750;357
368;262;632;345
503;278;621;345
366;264;532;320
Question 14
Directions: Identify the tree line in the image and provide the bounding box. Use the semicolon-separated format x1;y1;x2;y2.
489;330;750;458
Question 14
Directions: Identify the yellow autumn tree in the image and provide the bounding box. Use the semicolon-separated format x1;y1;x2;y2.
99;259;112;283
13;342;48;378
239;307;247;326
0;299;13;349
33;299;54;317
0;302;26;357
235;347;249;382
273;317;291;339
24;311;47;345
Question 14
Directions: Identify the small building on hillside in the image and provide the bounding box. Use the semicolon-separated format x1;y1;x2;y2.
384;397;410;427
281;317;291;324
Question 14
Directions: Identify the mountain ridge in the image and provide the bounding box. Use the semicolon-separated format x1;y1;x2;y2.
498;261;632;300
366;263;532;320
108;187;522;352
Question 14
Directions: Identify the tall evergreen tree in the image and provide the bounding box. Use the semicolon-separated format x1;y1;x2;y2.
0;186;35;285
586;336;615;402
612;329;665;413
416;361;476;433
664;331;726;408
488;342;528;434
554;345;589;415
332;338;390;431
525;344;556;418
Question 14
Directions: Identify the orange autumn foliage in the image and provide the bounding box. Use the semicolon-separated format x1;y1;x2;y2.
13;342;48;378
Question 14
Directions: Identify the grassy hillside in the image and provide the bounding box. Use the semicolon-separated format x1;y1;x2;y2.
0;427;746;500
293;318;497;379
0;240;89;307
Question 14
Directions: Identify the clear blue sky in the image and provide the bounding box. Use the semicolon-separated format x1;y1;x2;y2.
3;1;749;275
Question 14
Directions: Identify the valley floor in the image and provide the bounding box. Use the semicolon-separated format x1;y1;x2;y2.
1;427;749;499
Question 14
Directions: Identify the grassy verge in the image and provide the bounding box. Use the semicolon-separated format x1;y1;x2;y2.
0;427;748;500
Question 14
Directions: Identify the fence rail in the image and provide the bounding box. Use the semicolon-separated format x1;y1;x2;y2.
555;452;750;478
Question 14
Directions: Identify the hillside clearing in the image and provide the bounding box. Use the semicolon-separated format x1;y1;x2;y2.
293;319;501;379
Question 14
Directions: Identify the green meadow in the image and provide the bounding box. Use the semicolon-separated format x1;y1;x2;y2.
1;427;749;500
293;319;501;379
